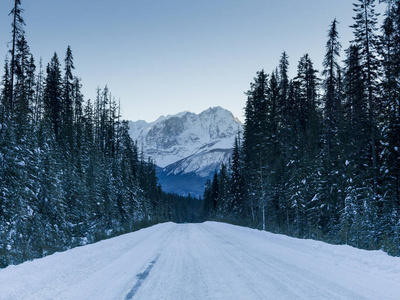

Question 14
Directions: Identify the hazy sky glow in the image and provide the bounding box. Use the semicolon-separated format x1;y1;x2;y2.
0;0;386;122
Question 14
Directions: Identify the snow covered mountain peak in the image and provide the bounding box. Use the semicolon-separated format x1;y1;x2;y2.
128;107;242;196
129;106;242;168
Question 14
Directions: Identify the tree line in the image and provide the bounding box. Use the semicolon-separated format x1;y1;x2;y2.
204;0;400;255
0;0;200;268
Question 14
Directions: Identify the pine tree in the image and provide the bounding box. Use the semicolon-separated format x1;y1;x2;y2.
203;179;213;219
32;58;44;126
278;52;290;161
229;135;245;219
1;60;12;114
320;20;345;237
351;0;381;196
322;19;342;163
378;0;400;254
43;53;62;140
242;69;269;225
62;46;74;150
217;163;230;216
293;54;320;158
14;35;33;128
211;172;219;213
277;53;292;232
8;0;25;112
342;44;374;248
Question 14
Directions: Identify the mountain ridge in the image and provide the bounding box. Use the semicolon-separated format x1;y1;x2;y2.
128;106;242;196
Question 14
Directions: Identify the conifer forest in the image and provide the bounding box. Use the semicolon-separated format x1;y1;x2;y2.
0;0;201;268
1;0;400;269
203;0;400;255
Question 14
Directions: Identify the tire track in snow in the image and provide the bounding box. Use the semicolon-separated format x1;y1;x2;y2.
125;253;161;300
131;223;214;300
123;224;178;300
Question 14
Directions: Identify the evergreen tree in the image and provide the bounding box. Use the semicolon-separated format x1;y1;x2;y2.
351;0;381;196
293;53;320;158
217;163;230;216
229;135;246;219
278;52;290;160
14;35;34;129
341;44;375;247
32;58;44;126
1;59;12;114
43;53;62;140
242;70;269;225
322;19;342;163
8;0;25;112
378;0;400;253
203;179;213;219
211;171;219;214
62;46;74;150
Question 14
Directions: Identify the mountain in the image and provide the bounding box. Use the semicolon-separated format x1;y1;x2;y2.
128;106;242;197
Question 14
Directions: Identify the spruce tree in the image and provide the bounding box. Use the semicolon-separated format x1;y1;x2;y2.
217;163;229;216
342;44;374;248
351;0;381;196
229;135;245;219
62;46;74;150
43;53;62;140
322;19;342;163
293;54;320;158
379;0;400;254
242;69;269;224
14;35;33;129
8;0;25;112
0;60;12;114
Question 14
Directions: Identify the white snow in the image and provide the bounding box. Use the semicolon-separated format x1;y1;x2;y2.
128;106;242;169
1;222;400;300
165;149;232;177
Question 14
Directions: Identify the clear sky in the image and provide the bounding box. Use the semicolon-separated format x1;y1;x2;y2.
0;0;386;122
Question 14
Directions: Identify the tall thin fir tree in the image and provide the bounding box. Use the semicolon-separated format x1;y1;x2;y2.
351;0;381;196
32;58;44;126
279;52;290;162
62;46;75;149
8;0;25;112
293;53;319;157
14;35;33;127
242;70;269;224
229;134;245;219
43;53;62;139
322;19;342;162
379;0;400;253
1;59;12;115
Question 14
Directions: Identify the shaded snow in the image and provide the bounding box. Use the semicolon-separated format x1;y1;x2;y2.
164;149;231;177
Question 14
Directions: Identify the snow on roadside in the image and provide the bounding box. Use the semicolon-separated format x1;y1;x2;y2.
207;221;400;283
0;221;399;300
0;223;176;300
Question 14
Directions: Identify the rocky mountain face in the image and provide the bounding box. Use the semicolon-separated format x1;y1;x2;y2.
128;107;242;197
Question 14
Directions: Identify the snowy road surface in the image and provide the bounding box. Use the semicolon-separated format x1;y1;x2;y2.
1;222;400;300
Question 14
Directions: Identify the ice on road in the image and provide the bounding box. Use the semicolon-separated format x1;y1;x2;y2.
1;222;400;299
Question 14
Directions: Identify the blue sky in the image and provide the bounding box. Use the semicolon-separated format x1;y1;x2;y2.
0;0;385;122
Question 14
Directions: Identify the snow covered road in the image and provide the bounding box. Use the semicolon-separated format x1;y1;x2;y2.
1;222;400;299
